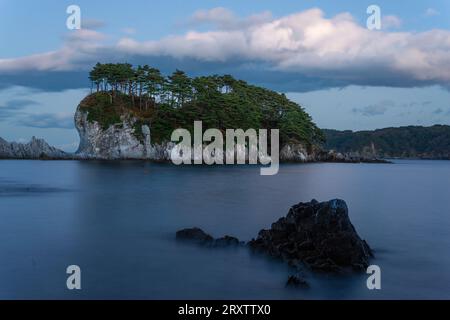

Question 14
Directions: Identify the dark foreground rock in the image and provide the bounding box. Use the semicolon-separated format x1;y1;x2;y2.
249;199;373;273
176;228;244;247
176;199;373;288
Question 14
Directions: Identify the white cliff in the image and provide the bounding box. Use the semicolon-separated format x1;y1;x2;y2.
74;104;386;163
74;106;173;160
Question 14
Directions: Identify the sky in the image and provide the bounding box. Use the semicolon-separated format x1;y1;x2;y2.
1;0;450;151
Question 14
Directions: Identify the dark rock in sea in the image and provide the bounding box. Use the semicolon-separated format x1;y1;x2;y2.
214;235;243;247
176;228;243;247
248;199;373;273
286;274;310;288
176;228;214;245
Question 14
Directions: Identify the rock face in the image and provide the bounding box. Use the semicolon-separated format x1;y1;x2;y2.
249;199;373;273
75;107;175;160
75;107;169;160
75;104;387;163
280;144;388;163
0;137;69;159
176;227;243;247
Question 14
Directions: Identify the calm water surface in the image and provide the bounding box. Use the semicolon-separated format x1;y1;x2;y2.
0;160;449;299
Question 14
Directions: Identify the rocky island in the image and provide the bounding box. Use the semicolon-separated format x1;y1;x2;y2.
176;199;373;287
72;63;386;163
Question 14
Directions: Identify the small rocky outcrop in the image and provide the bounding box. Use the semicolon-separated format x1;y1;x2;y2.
249;199;373;273
176;199;373;288
176;227;244;248
0;137;69;159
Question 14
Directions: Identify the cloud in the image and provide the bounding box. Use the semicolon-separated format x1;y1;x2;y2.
0;29;105;73
0;99;40;120
188;7;272;30
190;7;237;29
382;15;402;29
425;8;440;17
1;8;450;92
0;99;39;110
0;95;74;129
16;113;74;129
115;8;450;88
353;100;394;116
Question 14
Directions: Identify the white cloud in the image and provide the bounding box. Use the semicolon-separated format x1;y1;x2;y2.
189;7;272;30
382;15;402;29
0;29;105;72
190;7;236;28
1;8;450;89
117;8;450;85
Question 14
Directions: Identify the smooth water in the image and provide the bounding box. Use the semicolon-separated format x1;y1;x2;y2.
0;160;449;299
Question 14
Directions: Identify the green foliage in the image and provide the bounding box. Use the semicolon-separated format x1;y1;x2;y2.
79;92;122;130
84;63;324;146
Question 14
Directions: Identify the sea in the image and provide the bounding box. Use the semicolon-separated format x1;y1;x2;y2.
0;160;449;299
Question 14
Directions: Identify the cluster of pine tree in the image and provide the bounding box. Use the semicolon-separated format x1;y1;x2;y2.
86;63;324;146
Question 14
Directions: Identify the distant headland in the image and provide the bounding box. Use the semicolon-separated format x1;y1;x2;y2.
324;125;450;160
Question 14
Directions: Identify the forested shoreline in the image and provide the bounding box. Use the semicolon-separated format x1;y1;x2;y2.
324;126;450;159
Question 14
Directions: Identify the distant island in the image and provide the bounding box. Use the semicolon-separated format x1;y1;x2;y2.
324;125;450;160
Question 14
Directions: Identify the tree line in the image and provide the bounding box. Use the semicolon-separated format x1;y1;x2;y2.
89;63;234;110
87;62;325;146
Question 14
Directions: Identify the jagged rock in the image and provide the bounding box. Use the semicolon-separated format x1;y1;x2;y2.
280;144;309;162
248;199;373;273
75;108;155;160
0;137;69;159
176;228;243;247
176;228;214;245
214;235;243;247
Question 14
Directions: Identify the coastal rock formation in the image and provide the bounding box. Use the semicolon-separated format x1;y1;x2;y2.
0;136;69;159
176;200;373;288
75;106;175;161
280;144;388;163
76;107;154;160
249;199;373;272
75;105;387;163
176;227;243;247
